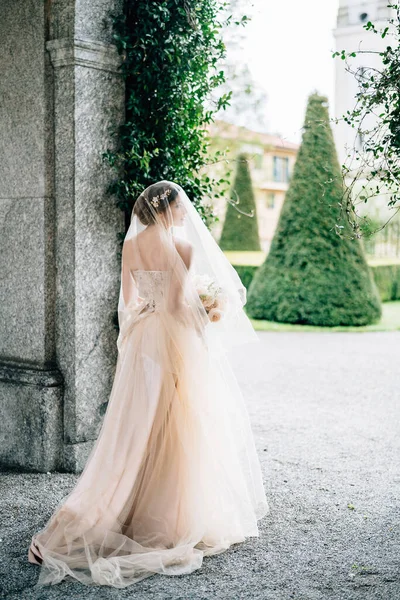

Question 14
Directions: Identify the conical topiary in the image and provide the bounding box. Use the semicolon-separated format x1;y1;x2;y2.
245;93;382;326
219;153;262;251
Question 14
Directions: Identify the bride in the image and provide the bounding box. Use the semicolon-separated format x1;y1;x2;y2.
27;180;269;588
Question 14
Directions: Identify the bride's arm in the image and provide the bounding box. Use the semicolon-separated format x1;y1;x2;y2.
174;239;193;272
121;241;139;308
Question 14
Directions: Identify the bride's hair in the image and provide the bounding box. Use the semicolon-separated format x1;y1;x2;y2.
133;181;180;225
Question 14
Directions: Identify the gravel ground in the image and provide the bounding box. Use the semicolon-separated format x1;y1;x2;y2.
1;331;399;600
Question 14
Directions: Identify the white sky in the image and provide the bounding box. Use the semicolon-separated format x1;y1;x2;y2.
241;0;340;144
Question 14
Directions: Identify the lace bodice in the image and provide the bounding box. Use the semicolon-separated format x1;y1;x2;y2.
131;269;171;308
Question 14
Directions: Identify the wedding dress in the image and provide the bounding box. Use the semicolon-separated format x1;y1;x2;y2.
28;181;269;588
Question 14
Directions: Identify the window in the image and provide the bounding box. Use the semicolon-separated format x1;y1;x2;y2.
360;12;368;22
266;192;275;209
273;156;290;182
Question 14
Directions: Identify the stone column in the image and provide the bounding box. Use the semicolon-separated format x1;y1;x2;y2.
0;0;125;473
0;0;63;472
46;3;125;472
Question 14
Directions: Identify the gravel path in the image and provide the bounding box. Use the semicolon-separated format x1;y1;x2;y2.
1;331;399;600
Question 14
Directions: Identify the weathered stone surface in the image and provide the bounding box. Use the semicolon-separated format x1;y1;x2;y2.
0;0;54;198
0;0;56;366
0;197;56;364
0;0;125;473
63;440;95;473
48;43;124;462
0;362;63;472
75;0;122;44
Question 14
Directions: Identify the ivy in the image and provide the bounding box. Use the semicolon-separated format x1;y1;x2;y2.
103;0;239;232
332;3;400;240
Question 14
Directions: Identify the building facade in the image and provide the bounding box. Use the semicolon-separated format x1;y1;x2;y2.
207;120;299;252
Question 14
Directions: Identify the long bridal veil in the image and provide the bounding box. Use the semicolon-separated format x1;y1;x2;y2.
117;180;260;354
28;181;269;588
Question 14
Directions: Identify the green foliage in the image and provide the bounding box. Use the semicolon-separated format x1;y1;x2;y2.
232;262;400;303
219;153;261;250
360;216;400;256
103;0;237;228
371;263;400;301
245;93;382;326
231;264;258;290
332;5;400;228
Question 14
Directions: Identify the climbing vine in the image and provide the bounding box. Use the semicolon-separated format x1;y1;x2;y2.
103;0;247;232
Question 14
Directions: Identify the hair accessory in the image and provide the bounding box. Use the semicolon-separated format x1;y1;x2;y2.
150;188;172;208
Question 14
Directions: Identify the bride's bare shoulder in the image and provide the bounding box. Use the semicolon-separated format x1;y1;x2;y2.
122;236;135;258
173;236;193;253
173;237;193;269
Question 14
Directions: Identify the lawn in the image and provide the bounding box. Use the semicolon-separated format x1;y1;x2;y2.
223;251;400;268
223;251;265;266
246;301;400;332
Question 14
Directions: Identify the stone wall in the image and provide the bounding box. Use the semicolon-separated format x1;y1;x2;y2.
0;0;125;473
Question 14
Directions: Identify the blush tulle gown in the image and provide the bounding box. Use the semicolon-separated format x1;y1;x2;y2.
28;269;269;588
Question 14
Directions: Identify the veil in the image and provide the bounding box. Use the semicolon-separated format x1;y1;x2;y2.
27;180;268;587
116;180;259;357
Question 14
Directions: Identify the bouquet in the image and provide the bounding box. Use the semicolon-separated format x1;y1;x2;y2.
191;274;228;322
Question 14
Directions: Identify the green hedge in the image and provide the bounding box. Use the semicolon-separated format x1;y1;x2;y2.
233;263;400;303
233;265;258;291
219;153;262;251
244;93;381;326
371;264;400;301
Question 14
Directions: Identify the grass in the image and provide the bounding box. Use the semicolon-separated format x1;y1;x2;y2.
223;251;265;266
223;251;400;268
366;256;400;266
246;301;400;333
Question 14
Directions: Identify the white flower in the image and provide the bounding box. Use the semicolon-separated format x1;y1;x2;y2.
208;308;222;322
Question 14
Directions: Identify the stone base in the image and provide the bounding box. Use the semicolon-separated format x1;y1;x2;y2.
0;361;63;472
64;439;96;473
